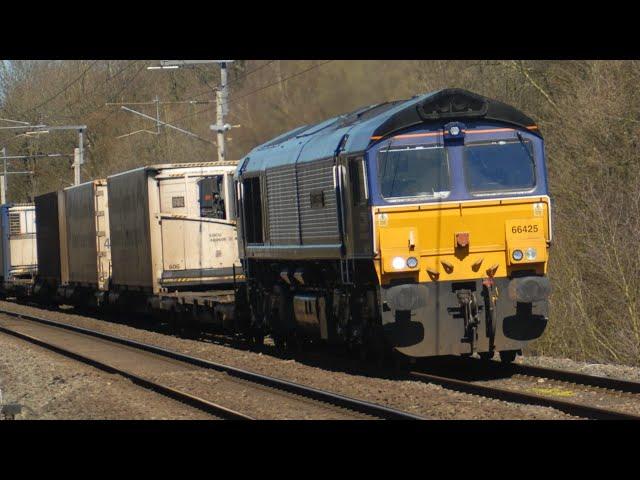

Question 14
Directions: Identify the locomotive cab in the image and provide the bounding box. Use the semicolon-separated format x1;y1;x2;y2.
369;119;551;358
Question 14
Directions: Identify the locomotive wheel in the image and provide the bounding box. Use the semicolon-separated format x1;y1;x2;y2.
479;351;494;361
251;331;265;346
273;335;286;352
391;351;410;371
499;350;517;363
356;343;368;362
286;335;303;353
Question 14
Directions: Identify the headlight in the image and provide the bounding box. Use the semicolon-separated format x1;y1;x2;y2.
525;247;537;261
512;249;523;261
406;257;418;268
392;257;406;270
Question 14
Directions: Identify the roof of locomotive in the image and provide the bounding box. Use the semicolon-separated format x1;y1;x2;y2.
237;88;541;175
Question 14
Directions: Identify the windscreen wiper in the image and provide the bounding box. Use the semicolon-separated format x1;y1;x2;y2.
516;132;535;162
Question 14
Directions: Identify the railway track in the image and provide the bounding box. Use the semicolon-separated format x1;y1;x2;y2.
2;302;639;420
0;308;424;420
409;358;640;420
488;360;640;393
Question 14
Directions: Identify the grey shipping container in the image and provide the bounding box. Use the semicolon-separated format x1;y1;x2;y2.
35;190;69;285
65;180;111;290
107;162;240;294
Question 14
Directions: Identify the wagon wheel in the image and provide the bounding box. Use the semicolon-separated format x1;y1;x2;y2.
167;308;180;335
273;335;286;352
252;332;265;346
499;350;518;363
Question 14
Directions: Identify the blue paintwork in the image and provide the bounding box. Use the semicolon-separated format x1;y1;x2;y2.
365;120;548;206
239;92;443;175
237;89;548;206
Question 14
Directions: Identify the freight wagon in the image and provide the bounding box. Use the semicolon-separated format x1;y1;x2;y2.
0;203;38;297
106;162;243;327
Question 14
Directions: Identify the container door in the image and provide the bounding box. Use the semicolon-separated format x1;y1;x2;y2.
95;185;111;290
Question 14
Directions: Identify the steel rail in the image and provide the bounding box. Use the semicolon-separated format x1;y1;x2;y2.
0;323;252;420
481;360;640;394
408;370;640;420
0;309;425;420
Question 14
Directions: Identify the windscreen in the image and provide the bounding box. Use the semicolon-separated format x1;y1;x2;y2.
464;139;535;193
378;146;450;199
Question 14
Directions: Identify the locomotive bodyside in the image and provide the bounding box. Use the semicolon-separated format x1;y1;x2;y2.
236;89;551;359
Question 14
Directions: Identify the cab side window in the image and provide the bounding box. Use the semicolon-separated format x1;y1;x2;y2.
348;156;367;206
199;176;226;219
243;177;264;244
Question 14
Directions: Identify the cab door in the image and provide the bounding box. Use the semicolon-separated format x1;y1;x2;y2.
338;154;373;258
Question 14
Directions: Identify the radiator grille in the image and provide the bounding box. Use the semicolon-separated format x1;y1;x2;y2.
298;159;339;244
264;159;340;247
266;165;300;245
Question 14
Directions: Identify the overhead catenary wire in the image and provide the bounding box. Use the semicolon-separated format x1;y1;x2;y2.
61;60;144;115
1;61;143;126
165;60;334;126
14;60;100;119
4;60;331;167
89;62;151;128
187;60;278;100
117;106;216;146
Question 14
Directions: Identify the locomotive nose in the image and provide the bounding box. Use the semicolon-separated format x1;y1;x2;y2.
507;276;551;303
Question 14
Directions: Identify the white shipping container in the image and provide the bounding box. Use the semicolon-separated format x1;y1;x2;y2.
108;162;240;294
0;203;38;283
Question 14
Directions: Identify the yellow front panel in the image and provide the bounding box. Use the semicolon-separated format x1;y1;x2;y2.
375;197;550;284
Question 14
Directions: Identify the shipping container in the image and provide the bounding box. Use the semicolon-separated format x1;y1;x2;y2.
34;190;69;286
107;162;240;294
0;203;38;288
65;180;111;291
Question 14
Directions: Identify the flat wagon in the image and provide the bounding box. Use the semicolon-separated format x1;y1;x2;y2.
107;162;243;326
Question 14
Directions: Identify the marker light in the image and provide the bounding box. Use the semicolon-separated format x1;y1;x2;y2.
512;249;524;261
525;247;537;261
449;125;460;135
406;257;418;268
392;257;406;270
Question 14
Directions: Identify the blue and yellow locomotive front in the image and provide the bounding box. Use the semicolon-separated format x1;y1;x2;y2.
367;119;551;359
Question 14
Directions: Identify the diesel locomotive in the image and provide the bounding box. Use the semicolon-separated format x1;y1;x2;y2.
235;88;552;361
